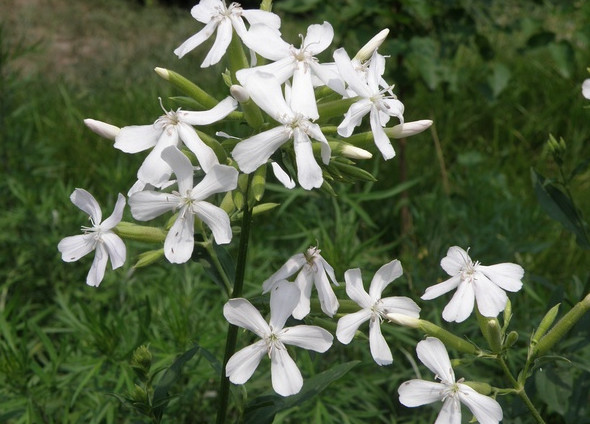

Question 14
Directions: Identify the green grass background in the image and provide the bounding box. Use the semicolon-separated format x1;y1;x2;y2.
1;0;590;422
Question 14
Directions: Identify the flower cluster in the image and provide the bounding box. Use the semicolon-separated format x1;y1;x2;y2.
56;1;534;422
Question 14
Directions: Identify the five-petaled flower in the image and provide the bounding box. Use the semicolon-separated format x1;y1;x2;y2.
262;246;339;319
128;146;238;264
398;337;503;424
231;72;331;190
421;246;524;323
114;96;237;188
333;48;405;160
58;189;126;287
336;259;420;366
174;0;281;67
224;281;334;396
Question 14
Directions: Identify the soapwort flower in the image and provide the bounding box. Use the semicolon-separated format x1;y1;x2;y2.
336;259;420;366
231;72;331;190
333;48;405;160
421;246;524;323
58;189;126;287
224;282;333;396
128;146;238;264
398;337;503;424
174;0;281;66
262;246;339;319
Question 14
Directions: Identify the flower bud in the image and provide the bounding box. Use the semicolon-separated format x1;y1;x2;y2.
476;310;503;353
230;84;263;129
134;249;165;268
130;345;152;382
230;84;250;102
154;67;218;109
418;319;479;355
115;222;166;243
531;303;560;345
84;119;120;140
354;29;390;62
330;142;372;159
462;381;493;395
504;330;519;348
386;120;433;139
386;313;420;328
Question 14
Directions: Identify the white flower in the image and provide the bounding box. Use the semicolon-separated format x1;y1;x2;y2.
583;78;590;99
421;246;524;323
128;146;238;264
398;337;503;424
83;118;120;140
231;72;330;190
58;189;126;287
174;0;281;67
336;259;420;366
262;246;339;318
115;96;237;188
333;48;405;160
224;282;334;396
236;21;345;119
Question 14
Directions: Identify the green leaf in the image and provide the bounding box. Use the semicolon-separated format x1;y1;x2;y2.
531;168;590;249
548;40;575;79
243;361;360;424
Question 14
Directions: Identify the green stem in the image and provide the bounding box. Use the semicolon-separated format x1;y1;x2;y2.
497;356;546;424
202;240;232;296
216;174;254;424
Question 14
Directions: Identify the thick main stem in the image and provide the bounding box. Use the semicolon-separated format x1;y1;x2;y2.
216;174;254;424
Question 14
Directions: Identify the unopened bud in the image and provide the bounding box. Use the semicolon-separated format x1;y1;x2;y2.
339;144;373;160
230;84;250;103
84;119;120;140
354;29;390;62
115;222;166;243
462;381;493;395
154;66;169;80
134;248;165;268
130;345;152;382
504;330;519;348
386;120;433;139
386;313;420;328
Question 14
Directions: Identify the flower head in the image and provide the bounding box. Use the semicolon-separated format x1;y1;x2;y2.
421;246;524;323
583;78;590;99
224;281;333;396
398;337;503;424
174;0;281;66
231;72;330;190
128;146;237;264
262;246;339;319
334;48;405;160
115;96;237;188
58;189;126;287
336;259;420;366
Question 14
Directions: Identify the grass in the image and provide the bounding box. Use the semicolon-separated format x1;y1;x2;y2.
1;0;590;423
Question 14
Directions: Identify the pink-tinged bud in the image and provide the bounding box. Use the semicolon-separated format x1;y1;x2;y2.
354;29;390;62
386;120;433;139
84;119;120;140
154;67;170;81
230;84;250;103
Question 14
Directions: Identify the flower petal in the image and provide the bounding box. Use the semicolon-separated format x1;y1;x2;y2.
128;191;179;221
270;162;296;189
370;107;395;160
293;129;323;190
223;298;269;338
241;72;293;120
458;384;503;424
232;126;290;174
280;325;333;352
70;188;102;224
292;270;313;319
312;265;339;317
100;193;126;230
437;397;462;424
398;379;445;407
226;340;267;384
242;23;291;61
333;48;371;98
191;164;238;201
164;211;195;264
269;281;300;330
201;18;232;67
271;345;303;396
309;61;347;96
137;129;178;187
290;62;318;119
115;124;161;154
174;20;217;59
86;244;109;287
101;232;126;269
303;22;333;55
421;275;461;300
176;124;219;174
344;268;372;308
336;308;372;344
442;280;475;323
191;0;220;23
478;263;524;292
380;296;421;318
416;337;455;384
241;9;281;29
58;234;95;262
192;201;232;245
262;253;306;293
337;99;372;137
441;246;471;276
179;96;238;125
368;259;402;300
369;318;392;365
473;273;508;318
